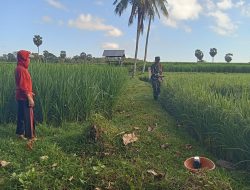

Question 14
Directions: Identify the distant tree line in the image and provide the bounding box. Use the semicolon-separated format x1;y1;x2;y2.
0;34;94;63
0;51;95;64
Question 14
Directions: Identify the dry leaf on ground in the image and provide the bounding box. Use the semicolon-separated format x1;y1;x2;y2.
40;155;49;160
147;126;155;132
123;132;138;145
147;169;158;176
69;176;74;181
185;144;192;150
26;141;33;150
147;169;165;180
160;143;171;149
0;160;10;167
115;131;125;137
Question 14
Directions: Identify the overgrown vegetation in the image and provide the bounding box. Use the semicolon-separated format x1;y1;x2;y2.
1;78;249;189
160;73;250;170
161;62;250;73
0;63;128;124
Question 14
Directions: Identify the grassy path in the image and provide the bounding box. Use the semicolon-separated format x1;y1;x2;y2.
0;78;249;189
111;78;249;189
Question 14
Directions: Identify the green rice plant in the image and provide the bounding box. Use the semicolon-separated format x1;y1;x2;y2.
161;62;250;73
160;73;250;169
0;63;128;125
0;63;16;123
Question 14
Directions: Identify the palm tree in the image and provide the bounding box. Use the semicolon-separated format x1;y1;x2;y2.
80;52;87;63
225;53;233;63
33;35;43;55
195;49;204;62
114;0;149;76
142;0;168;73
209;48;217;63
87;54;92;62
60;51;66;62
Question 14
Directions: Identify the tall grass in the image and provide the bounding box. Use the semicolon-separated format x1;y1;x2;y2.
0;64;16;122
161;73;250;169
162;63;250;73
0;63;128;124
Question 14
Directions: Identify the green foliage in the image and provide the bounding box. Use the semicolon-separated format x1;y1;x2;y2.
0;63;128;124
33;35;42;48
162;62;250;73
160;73;250;169
195;49;204;61
0;78;249;189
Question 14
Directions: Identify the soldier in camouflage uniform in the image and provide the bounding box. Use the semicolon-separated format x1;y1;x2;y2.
150;56;163;100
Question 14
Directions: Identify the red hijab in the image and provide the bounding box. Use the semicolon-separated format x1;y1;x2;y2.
17;50;31;69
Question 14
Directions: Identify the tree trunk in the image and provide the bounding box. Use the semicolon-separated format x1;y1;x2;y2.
38;46;40;63
133;15;141;77
142;15;152;73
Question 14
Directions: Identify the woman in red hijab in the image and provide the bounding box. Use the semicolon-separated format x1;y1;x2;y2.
15;50;36;145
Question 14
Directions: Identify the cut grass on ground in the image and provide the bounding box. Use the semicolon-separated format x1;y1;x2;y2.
0;78;250;189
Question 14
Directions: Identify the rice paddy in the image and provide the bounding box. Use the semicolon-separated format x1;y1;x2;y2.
0;62;128;124
161;73;250;170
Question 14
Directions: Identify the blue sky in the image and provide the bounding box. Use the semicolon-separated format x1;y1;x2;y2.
0;0;250;62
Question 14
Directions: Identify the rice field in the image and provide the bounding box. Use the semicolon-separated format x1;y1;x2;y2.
161;62;250;73
0;63;128;124
161;73;250;169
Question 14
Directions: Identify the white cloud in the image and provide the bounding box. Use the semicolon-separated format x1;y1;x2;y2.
162;0;202;32
102;43;119;49
167;0;202;21
95;0;104;6
45;0;67;11
217;0;233;10
107;28;123;37
232;0;250;17
208;10;238;36
205;0;216;10
206;0;241;10
240;2;250;17
68;14;123;37
162;18;177;28
42;16;53;23
235;0;245;8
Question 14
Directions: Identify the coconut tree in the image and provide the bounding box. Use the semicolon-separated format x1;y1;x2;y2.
225;53;233;63
209;48;217;63
114;0;151;76
33;35;43;55
195;49;204;62
142;0;168;73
